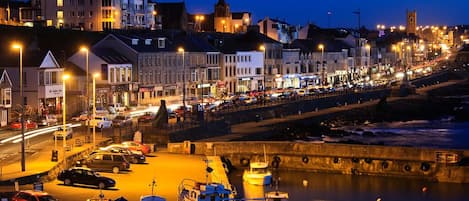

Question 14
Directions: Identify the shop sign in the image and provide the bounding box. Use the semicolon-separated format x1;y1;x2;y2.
45;85;63;98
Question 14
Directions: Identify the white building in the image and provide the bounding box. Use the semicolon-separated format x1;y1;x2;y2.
235;51;264;93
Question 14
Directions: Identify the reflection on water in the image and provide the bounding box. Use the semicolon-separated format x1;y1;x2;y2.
230;169;469;201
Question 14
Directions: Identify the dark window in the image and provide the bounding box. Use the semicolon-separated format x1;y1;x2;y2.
102;154;112;161
114;155;124;162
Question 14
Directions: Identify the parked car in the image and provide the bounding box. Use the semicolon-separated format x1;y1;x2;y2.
71;111;89;122
112;114;132;127
12;190;58;201
37;115;58;126
121;141;151;155
89;116;112;129
77;152;130;174
53;126;73;140
9;119;38;130
137;112;156;123
97;145;146;164
57;167;116;189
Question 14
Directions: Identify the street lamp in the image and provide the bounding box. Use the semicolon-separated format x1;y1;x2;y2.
12;43;25;172
318;44;325;86
62;74;70;167
80;47;90;142
92;73;100;149
259;45;266;105
178;47;186;122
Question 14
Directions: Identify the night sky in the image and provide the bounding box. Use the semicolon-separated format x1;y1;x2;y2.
161;0;468;29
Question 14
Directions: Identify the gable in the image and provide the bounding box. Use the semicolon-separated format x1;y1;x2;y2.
39;51;61;68
0;70;13;88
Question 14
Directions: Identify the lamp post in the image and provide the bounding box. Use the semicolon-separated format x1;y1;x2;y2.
178;47;186;122
92;73;100;149
80;47;90;141
259;45;266;105
195;15;204;32
318;44;325;86
62;74;70;168
366;44;371;82
12;43;25;172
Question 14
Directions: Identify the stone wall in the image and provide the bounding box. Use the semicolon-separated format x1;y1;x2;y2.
168;141;469;183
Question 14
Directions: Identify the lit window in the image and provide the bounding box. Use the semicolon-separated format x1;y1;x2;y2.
57;0;63;7
46;20;52;26
57;11;63;19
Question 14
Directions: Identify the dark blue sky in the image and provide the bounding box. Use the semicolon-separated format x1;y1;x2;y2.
162;0;468;28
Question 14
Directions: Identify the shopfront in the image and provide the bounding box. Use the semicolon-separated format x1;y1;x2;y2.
38;85;63;116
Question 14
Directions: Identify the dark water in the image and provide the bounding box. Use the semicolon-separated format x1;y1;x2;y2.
335;120;469;149
229;121;469;201
229;169;469;201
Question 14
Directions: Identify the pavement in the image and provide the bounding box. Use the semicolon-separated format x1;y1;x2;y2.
0;79;464;186
0;133;111;186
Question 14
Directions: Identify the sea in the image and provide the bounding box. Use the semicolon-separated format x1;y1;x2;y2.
229;120;469;201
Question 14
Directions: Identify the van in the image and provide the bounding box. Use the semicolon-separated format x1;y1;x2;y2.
53;126;73;140
78;152;130;174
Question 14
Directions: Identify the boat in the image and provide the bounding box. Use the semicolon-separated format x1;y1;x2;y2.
264;178;288;201
177;179;233;201
141;178;166;201
242;145;272;185
264;191;289;201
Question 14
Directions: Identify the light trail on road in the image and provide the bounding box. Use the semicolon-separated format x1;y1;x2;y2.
0;123;82;144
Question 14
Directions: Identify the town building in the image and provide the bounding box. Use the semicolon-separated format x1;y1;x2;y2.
258;17;298;44
86;31;220;106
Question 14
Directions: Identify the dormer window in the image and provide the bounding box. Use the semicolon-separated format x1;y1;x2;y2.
157;38;165;48
145;39;152;45
131;39;139;45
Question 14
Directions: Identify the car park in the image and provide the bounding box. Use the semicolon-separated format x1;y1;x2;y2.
77;152;130;174
53;126;73;140
57;167;116;189
12;190;58;201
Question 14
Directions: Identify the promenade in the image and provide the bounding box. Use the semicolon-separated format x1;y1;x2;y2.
0;79;464;186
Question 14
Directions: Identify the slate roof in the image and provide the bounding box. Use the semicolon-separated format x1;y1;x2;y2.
93;48;131;64
110;30;219;53
199;30;281;54
288;39;352;53
0;25;105;67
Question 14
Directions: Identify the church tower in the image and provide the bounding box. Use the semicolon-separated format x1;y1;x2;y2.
406;10;417;35
214;0;232;33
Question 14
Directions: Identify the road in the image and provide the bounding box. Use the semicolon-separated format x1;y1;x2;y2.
0;152;209;201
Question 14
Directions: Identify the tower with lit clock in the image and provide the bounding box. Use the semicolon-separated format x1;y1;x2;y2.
214;0;232;33
406;10;417;35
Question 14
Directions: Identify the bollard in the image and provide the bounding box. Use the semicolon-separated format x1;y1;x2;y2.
298;110;302;115
315;107;318;112
345;102;347;106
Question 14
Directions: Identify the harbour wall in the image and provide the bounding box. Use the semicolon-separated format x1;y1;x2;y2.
167;141;469;183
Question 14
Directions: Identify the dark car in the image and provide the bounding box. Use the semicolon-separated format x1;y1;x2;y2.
12;190;57;201
94;146;146;164
77;152;130;174
57;167;116;189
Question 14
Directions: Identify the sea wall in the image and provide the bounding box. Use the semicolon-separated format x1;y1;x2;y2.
168;141;469;183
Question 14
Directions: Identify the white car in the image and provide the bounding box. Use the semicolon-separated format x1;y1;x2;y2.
53;126;73;140
90;116;113;129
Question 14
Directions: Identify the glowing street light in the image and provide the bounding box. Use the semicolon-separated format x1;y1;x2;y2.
80;47;90;143
92;73;100;149
12;42;25;172
178;47;186;122
318;44;325;86
259;45;266;105
62;74;70;167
